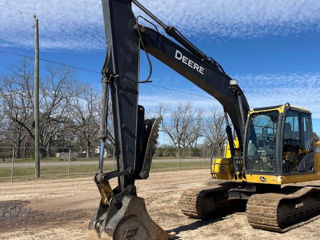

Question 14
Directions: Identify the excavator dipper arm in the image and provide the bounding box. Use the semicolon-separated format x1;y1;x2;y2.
90;0;168;239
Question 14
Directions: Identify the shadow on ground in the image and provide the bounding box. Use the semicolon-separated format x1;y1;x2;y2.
168;204;247;239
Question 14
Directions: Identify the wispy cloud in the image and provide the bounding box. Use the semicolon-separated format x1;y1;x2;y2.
0;0;104;50
0;0;319;50
140;72;320;118
237;73;320;118
135;0;320;39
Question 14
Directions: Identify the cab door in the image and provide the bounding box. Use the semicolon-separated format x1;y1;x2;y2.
282;109;313;173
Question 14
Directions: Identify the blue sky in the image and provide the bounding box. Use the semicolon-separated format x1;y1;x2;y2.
1;0;320;139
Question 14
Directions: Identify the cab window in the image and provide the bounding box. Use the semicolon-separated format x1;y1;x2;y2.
245;111;278;173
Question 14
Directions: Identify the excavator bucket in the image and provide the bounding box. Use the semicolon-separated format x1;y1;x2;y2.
89;196;168;240
89;116;168;239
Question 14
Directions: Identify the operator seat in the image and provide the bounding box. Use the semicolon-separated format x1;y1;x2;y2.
297;152;314;172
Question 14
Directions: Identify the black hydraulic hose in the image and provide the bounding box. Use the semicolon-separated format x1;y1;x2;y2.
131;0;167;29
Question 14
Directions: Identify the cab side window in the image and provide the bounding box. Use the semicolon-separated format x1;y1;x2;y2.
301;113;312;151
283;111;299;145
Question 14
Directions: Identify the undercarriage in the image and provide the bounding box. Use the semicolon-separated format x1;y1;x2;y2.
179;181;320;232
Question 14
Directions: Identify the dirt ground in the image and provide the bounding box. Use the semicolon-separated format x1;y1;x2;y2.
1;169;320;240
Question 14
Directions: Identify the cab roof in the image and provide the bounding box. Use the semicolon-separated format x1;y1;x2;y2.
249;103;310;115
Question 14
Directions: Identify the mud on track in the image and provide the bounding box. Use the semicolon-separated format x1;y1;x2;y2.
1;169;320;240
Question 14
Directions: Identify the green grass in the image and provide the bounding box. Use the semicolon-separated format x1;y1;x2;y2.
0;155;213;163
0;156;111;163
0;160;212;182
151;160;211;170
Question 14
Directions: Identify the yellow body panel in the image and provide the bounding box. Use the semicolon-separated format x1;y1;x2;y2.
224;138;240;158
211;157;234;180
245;170;320;185
243;174;281;184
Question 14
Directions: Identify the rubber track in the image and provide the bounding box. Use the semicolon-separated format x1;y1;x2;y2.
246;187;320;232
178;183;234;219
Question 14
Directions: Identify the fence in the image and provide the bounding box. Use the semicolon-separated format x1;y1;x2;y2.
0;146;215;182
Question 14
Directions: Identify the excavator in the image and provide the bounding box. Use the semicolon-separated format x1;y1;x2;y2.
89;0;320;239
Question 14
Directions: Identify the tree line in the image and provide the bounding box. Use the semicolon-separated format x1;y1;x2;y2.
0;59;227;159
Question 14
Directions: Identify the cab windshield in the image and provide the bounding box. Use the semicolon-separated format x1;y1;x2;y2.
245;111;278;172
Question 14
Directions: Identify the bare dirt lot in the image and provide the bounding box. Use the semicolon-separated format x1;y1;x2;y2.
1;169;320;240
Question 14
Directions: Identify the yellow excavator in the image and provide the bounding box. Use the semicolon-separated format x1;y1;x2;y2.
89;0;320;239
180;104;320;232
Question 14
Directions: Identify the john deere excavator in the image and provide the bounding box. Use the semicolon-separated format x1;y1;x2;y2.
89;0;320;239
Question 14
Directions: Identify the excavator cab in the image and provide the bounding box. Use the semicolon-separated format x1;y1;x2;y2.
244;103;314;175
243;103;317;182
213;103;319;184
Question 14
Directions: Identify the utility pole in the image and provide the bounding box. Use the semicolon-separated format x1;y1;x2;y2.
33;15;40;178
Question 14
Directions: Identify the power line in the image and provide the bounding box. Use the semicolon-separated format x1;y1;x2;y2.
0;49;212;99
40;57;100;74
149;83;213;100
0;49;100;74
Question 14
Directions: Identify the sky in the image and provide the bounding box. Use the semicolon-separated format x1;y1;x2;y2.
0;0;320;140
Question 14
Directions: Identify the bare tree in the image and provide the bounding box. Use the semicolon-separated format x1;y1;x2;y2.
0;59;81;157
0;59;34;152
0;98;7;138
38;65;80;156
70;85;100;158
158;103;202;158
203;108;227;157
